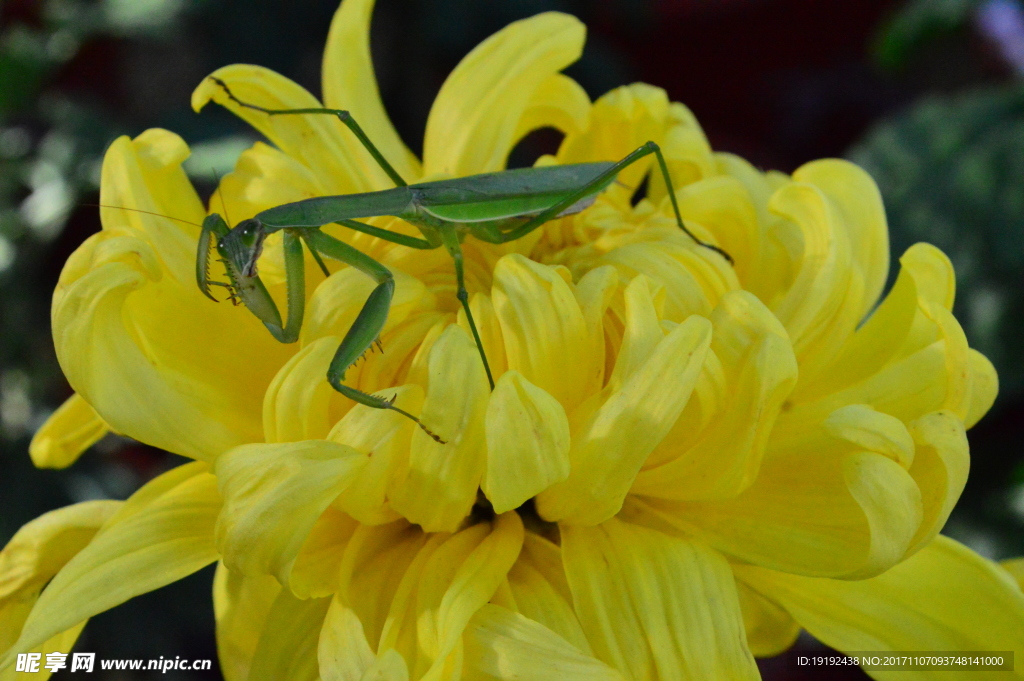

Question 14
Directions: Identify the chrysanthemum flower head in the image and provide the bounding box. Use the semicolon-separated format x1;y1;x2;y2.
3;0;1023;679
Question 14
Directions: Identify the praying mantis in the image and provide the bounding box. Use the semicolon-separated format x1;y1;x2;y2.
197;77;732;440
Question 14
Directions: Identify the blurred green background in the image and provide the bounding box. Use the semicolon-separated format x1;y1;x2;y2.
1;0;1022;679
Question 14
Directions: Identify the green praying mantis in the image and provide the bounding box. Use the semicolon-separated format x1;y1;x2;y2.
196;77;732;441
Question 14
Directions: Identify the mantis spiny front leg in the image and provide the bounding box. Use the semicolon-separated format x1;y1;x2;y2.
200;215;445;442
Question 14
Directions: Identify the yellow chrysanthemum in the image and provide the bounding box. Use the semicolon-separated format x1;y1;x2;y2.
3;1;1023;680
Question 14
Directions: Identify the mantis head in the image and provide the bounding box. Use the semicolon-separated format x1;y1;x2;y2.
217;218;267;278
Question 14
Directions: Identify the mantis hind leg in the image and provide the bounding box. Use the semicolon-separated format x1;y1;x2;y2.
209;76;407;188
304;229;446;443
498;141;733;265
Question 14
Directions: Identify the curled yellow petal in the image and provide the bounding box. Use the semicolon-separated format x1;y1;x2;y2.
562;519;759;680
321;0;421;185
213;564;282;681
214;440;366;585
902;410;969;557
28;394;109;469
423;12;585;176
263;337;340;443
537;314;711;525
965;349;998;429
193;64;377;194
388;325;489;532
465;605;624;681
737;536;1024;680
327;384;423;525
633;291;797;501
735;579;800;658
513;73;592;142
642;445;924;579
247;589;330;681
493;254;596;412
1;464;219;668
792;159;889;320
378;513;524;678
0;501;119;657
484;370;570;514
55;133;289;460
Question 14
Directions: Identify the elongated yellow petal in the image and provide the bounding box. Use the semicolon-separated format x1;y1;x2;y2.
379;514;523;678
0;501;118;657
290;506;359;599
248;589;330;681
28;394;109;469
0;501;119;607
562;519;760;680
337;521;429;653
193;65;378;195
215;440;366;586
484;371;570;513
388;325;489;532
492;254;596;412
213;564;282;681
423;13;585;176
320;599;376;681
537;315;711;525
737;536;1024;681
360;650;410;681
634;291;797;501
640;444;923;578
0;622;85;681
823;404;916;469
605;275;665;392
464;605;624;681
456;293;508;382
735;579;800;658
327;385;422;525
217;141;323;222
1002;558;1024;590
321;0;420;185
264;337;340;443
55;133;290;460
507;533;591;655
1;465;219;668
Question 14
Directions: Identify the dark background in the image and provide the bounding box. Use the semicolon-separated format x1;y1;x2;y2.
1;0;1023;679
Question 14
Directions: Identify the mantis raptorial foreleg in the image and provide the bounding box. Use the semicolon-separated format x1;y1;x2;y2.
197;213;232;301
498;141;734;264
199;215;307;343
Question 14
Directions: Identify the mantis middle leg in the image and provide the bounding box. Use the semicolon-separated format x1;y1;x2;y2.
303;229;445;442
